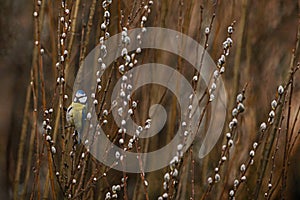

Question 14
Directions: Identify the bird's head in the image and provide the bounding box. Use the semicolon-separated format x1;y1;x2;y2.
73;89;87;104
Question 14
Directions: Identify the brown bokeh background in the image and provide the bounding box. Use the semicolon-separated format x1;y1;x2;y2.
0;0;300;199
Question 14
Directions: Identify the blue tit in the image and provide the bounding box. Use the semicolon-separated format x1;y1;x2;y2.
66;90;87;143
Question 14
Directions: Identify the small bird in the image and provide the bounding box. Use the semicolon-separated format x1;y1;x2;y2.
66;90;87;143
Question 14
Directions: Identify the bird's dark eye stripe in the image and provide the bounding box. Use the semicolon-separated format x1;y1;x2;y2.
67;106;73;112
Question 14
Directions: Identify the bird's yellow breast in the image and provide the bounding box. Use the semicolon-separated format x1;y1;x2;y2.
67;102;86;131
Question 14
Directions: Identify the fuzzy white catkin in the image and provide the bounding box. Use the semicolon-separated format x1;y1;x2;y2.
205;27;210;34
278;85;284;95
260;122;267;131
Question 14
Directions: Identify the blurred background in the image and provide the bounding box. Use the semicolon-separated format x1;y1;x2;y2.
0;0;300;199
